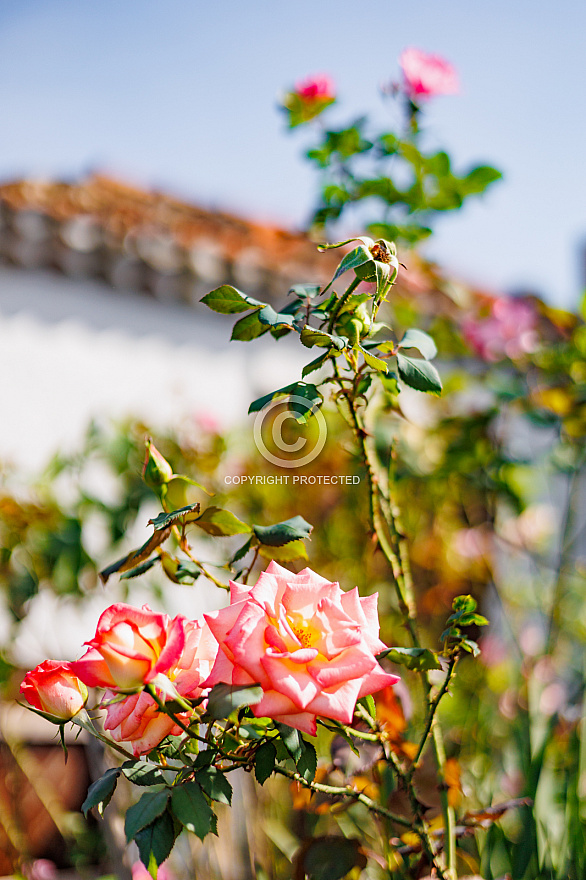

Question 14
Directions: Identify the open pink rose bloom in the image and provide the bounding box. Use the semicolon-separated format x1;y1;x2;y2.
101;616;217;756
20;660;88;721
399;48;459;101
204;561;399;735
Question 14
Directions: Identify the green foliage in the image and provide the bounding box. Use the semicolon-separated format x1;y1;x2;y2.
299;836;367;880
378;646;442;671
252;515;313;546
81;768;120;817
170;781;215;840
205;683;263;720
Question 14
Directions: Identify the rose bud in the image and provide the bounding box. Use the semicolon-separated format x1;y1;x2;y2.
142;438;174;488
72;603;187;692
20;660;88;722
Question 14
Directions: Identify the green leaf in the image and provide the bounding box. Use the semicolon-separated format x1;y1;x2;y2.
358;694;376;719
231;310;270;341
298;740;317;783
452;594;477;613
194;506;251;537
302;351;331;378
274;722;304;763
100;526;173;584
396;353;442;395
134;810;177;876
258;540;308;563
274;721;317;779
122;762;167;787
254;742;277;784
376;646;442;672
381;373;399;396
398;328;437;360
330;244;373;285
119;557;159;580
82;767;120;817
173;561;201;584
257;305;295;328
200;285;266;313
301;836;367;880
248;382;323;424
206;683;263;720
356;373;373;397
195;766;233;805
148;503;201;531
360;346;388;373
288;385;324;425
461;638;481;656
289;283;322;299
300;327;347;350
252;515;313;547
248;384;295;414
229;535;255;565
463;165;503;195
125;790;170;842
171;782;215;840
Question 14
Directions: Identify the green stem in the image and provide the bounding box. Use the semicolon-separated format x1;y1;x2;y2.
71;711;135;761
145;684;207;744
327;276;361;333
332;369;457;877
410;657;457;774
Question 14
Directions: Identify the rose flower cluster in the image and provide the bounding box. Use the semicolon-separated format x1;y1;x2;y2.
21;562;398;754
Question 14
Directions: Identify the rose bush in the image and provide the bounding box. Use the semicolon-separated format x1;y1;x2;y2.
203;561;399;735
20;660;88;721
72;603;189;692
101;616;218;755
399;47;459;101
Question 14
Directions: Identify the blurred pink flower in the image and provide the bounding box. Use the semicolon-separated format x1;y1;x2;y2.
23;861;57;880
295;74;335;101
399;48;459;101
132;861;174;880
463;297;539;362
203;561;399;735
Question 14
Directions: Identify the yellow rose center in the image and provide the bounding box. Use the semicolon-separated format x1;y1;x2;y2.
288;615;316;649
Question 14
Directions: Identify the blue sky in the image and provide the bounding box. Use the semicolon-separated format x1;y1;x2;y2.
0;1;584;307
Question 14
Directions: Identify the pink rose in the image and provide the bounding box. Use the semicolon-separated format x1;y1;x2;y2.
399;48;459;101
295;74;335;102
72;603;188;692
463;297;539;362
20;660;88;721
203;562;399;735
102;617;217;755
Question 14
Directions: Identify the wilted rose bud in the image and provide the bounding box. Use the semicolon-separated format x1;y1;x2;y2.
142;438;174;488
355;240;399;284
20;661;88;722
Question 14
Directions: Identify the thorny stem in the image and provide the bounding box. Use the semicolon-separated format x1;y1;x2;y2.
272;765;413;829
354;703;448;879
410;657;458;775
332;347;457;877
